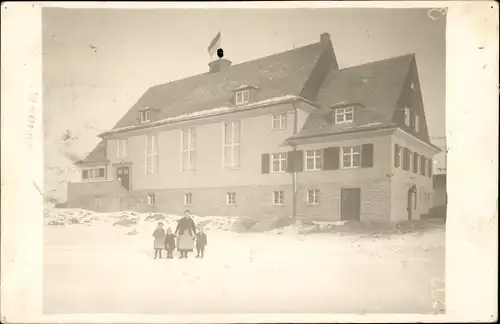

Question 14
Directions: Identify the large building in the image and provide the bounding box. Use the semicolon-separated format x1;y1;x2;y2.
66;33;440;222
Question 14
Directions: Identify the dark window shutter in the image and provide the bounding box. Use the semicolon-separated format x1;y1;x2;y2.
428;158;433;177
361;143;374;168
323;147;340;170
294;150;304;172
413;152;419;173
286;151;295;173
394;144;401;168
82;170;89;179
409;110;415;129
261;154;270;174
403;148;410;171
420;156;426;175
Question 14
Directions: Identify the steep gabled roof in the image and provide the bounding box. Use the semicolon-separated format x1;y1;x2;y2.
76;140;107;165
290;54;414;140
111;41;330;131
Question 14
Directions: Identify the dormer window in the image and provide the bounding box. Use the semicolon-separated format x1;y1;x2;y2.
404;106;411;126
335;107;354;124
140;111;150;123
235;90;250;105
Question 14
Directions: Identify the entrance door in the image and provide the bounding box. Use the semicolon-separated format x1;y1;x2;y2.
341;188;361;221
407;188;413;220
116;166;130;191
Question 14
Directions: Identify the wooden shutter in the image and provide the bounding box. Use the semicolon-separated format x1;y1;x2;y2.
428;158;433;178
294;150;304;172
413;152;419;173
394;144;401;168
286;151;295;173
403;148;410;170
261;154;270;174
361;143;374;168
409;110;415;129
323;147;340;170
420;156;426;175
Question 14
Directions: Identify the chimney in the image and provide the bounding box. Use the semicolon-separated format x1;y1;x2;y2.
320;32;331;45
208;58;232;73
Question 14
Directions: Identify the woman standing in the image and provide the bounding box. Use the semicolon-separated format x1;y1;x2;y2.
175;210;197;258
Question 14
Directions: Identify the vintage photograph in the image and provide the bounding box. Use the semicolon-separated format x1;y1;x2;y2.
42;7;447;314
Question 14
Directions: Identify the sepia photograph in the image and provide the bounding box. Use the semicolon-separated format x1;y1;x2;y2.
41;6;447;315
1;2;497;323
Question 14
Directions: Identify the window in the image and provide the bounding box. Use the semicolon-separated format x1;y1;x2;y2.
181;128;196;171
335;107;354;124
342;146;362;169
117;139;128;159
305;149;323;171
306;189;320;205
272;191;284;205
226;192;236;206
235;90;250;105
82;167;105;180
184;193;192;206
223;121;241;169
403;149;411;171
94;196;101;207
271;152;287;173
420;155;426;175
271;113;287;130
147;193;156;205
415;115;420;132
404;106;411;126
394;144;402;167
413;153;419;173
140;111;150;123
145;134;158;175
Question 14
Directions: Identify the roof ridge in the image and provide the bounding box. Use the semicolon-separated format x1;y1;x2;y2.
338;53;414;71
147;41;323;90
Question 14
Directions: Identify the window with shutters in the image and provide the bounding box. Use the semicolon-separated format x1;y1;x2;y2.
184;193;192;206
341;146;362;169
420;156;426;175
413;153;419;173
334;107;354;124
271;153;287;173
117;139;128;159
181;127;196;171
82;167;105;181
271;113;287;130
145;134;158;175
404;106;411;126
147;193;156;205
305;149;323;171
306;189;320;205
394;144;402;167
223;121;241;169
235;90;250;105
226;192;236;206
272;191;284;205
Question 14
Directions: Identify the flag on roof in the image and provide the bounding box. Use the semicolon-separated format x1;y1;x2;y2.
207;32;221;58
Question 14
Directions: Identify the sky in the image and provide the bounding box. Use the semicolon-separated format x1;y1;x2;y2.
42;8;446;201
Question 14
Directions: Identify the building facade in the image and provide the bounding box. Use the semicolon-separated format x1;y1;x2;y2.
67;32;440;222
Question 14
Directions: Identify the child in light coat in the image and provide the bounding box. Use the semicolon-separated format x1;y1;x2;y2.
152;222;165;259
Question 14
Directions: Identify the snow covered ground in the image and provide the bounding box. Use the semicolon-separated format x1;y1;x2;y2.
43;209;445;314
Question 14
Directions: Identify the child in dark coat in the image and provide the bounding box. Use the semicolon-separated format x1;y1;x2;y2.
164;227;176;259
195;227;207;258
152;222;165;260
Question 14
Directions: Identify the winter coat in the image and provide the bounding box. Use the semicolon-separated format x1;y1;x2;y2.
164;233;176;250
153;228;165;249
195;232;207;248
175;216;196;236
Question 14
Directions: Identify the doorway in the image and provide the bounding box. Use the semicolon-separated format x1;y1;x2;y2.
116;166;130;191
340;188;361;221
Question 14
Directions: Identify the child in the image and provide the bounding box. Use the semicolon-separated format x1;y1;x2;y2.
164;227;176;259
195;227;207;258
152;222;165;260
